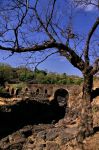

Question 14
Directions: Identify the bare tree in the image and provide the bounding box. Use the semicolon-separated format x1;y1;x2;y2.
0;0;99;141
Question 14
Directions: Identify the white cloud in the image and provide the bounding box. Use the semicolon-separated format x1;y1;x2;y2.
84;4;95;11
71;0;97;12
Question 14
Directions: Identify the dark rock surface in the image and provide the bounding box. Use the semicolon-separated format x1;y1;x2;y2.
0;98;66;139
0;124;79;150
0;96;79;149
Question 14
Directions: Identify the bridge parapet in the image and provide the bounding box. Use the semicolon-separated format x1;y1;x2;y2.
5;84;81;107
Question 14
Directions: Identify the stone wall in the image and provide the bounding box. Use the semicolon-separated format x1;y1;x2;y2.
5;84;81;108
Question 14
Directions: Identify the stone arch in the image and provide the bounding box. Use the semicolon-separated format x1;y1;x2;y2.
45;89;47;94
11;88;14;95
15;88;21;96
6;88;9;92
92;88;99;99
25;88;28;92
54;88;69;107
36;89;39;95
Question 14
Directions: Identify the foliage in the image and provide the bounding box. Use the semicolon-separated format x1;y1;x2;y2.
16;66;34;82
0;63;83;85
0;63;13;85
11;83;27;90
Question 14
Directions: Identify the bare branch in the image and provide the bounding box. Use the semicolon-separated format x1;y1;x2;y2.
0;38;85;71
54;43;85;71
46;0;56;28
33;51;58;69
14;0;29;48
0;40;56;52
0;0;98;78
91;58;99;75
50;23;62;42
3;52;14;60
84;17;99;64
33;0;55;41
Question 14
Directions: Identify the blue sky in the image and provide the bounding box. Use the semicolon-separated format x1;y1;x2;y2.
0;51;82;75
0;0;98;76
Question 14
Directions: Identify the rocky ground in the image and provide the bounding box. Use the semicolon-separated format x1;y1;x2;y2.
0;82;99;150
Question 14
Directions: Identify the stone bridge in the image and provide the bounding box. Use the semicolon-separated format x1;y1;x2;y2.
5;84;81;107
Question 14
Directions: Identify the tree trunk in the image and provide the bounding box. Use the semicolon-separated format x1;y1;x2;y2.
77;73;93;142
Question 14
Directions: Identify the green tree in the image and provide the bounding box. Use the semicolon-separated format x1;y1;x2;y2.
16;66;34;81
0;63;13;85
